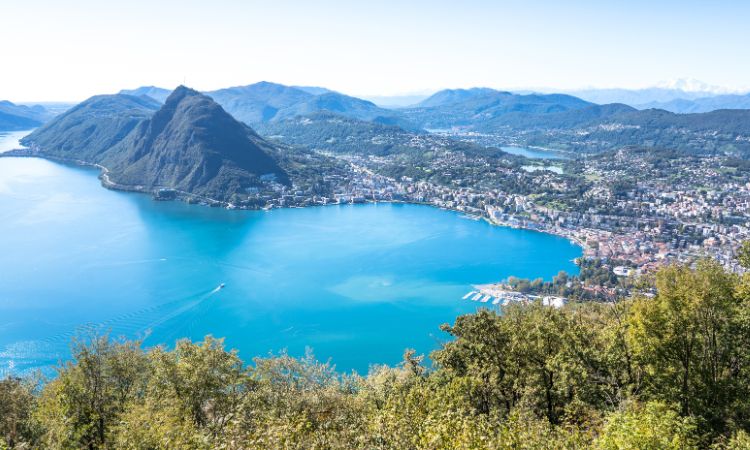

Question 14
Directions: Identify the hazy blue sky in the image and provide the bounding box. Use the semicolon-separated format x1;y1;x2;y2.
2;0;749;101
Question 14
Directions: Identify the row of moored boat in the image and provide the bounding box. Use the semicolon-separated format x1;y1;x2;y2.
461;291;504;305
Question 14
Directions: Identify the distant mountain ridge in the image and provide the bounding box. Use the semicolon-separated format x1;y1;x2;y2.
215;83;750;156
31;82;750;171
380;86;750;155
636;93;750;113
291;86;333;96
204;82;313;124
476;103;638;131
117;83;750;118
210;82;418;130
0;100;52;131
20;94;161;160
23;87;289;202
595;108;750;135
401;88;594;129
121;82;416;129
416;88;500;108
564;80;750;112
118;86;172;103
567;87;708;106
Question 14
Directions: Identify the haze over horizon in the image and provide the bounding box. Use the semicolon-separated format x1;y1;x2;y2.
2;0;749;102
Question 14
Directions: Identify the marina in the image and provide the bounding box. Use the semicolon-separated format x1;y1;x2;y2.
460;284;568;309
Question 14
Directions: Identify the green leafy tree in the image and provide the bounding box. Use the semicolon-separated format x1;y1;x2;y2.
628;260;746;435
34;333;149;450
720;430;750;450
145;337;248;438
596;401;699;450
0;377;39;448
112;397;208;450
737;241;750;269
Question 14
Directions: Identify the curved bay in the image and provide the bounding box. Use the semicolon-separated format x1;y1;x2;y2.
0;156;581;374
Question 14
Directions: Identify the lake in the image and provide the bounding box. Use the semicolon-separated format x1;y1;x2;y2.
501;146;569;160
0;130;29;152
0;141;581;375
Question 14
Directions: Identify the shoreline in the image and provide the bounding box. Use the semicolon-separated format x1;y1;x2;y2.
1;150;232;207
1;150;590;258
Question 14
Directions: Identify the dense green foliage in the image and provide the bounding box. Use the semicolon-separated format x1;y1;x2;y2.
503;258;632;301
21;94;161;161
4;259;750;448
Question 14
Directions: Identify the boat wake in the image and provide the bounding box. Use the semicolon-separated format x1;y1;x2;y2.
0;284;226;376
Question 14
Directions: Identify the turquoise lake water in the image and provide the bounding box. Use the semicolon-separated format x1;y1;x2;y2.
0;153;581;375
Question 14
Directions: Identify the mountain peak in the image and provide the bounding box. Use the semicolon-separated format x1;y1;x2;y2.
417;87;501;108
20;93;160;159
164;85;201;104
102;86;290;199
23;88;290;203
655;78;738;95
118;86;172;103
